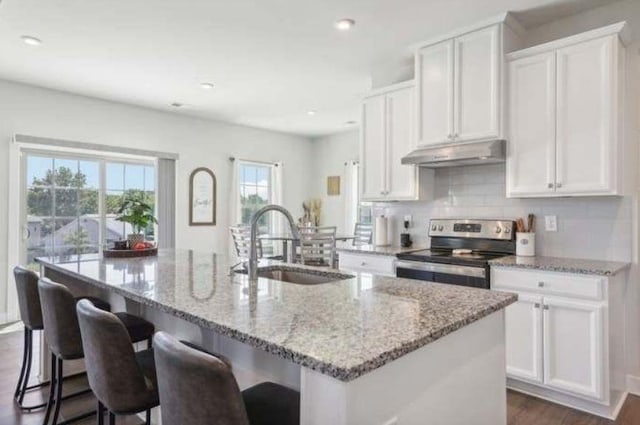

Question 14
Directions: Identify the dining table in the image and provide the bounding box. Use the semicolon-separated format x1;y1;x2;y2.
258;233;356;262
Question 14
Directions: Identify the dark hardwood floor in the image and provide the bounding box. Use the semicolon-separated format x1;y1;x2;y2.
1;324;640;424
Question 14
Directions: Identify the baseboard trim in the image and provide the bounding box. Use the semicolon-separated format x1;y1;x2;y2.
626;374;640;396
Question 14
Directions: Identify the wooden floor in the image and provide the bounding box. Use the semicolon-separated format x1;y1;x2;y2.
1;326;640;425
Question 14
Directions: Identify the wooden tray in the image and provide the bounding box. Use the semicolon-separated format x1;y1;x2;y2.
103;247;158;258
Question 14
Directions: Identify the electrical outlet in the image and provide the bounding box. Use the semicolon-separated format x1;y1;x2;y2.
545;215;558;232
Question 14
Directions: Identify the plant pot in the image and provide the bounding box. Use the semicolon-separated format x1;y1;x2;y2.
127;233;145;247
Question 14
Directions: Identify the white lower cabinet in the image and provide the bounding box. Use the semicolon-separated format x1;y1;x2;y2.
542;296;604;400
338;252;396;277
505;293;543;383
493;266;625;418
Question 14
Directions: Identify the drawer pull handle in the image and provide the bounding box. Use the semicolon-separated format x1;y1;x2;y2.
538;281;544;287
543;305;549;310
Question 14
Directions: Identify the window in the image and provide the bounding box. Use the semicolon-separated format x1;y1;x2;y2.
238;162;272;231
24;151;156;268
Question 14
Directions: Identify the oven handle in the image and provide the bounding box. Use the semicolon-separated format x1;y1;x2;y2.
395;261;486;279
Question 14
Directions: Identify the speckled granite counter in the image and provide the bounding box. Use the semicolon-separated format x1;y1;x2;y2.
489;255;630;276
37;249;515;382
337;244;428;256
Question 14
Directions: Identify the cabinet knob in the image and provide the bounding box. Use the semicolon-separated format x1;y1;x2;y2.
556;182;563;188
453;133;458;139
538;281;544;287
543;305;550;310
447;134;453;139
361;262;367;266
547;183;553;189
534;303;540;309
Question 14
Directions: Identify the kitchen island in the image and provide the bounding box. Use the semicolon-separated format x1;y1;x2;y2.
37;249;516;425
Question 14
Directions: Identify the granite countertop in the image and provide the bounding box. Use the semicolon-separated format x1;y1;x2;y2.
37;249;516;382
337;244;428;256
489;255;630;276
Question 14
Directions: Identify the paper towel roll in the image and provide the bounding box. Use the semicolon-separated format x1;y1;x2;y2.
375;216;389;246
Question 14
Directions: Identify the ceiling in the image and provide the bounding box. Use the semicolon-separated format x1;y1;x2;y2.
0;0;619;137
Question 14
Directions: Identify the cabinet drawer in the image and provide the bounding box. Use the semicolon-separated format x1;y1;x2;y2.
492;268;604;301
339;253;396;276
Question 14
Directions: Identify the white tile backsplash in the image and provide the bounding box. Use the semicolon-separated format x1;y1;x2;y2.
375;164;633;262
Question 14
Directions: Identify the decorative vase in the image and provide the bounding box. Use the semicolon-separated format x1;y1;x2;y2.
127;233;145;247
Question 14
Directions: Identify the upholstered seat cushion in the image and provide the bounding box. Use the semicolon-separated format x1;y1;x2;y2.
179;340;233;371
242;382;300;425
114;313;155;343
77;296;111;312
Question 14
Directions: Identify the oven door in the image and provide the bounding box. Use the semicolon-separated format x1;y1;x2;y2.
395;261;488;289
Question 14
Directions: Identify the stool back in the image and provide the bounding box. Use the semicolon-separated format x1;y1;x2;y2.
153;331;250;425
76;299;157;413
13;267;43;330
37;278;83;359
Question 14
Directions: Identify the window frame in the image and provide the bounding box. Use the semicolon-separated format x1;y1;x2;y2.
20;147;156;265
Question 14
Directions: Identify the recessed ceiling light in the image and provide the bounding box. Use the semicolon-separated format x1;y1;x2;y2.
307;110;317;116
170;102;184;108
334;19;355;31
21;35;42;46
200;82;214;90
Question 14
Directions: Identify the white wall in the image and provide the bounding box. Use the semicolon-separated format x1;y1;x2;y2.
0;79;314;320
310;130;359;233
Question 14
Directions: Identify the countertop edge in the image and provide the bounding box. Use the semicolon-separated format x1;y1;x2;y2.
37;258;517;382
489;256;631;277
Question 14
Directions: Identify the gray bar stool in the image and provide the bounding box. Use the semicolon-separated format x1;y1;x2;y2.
38;278;155;425
76;299;158;425
12;266;110;411
153;331;300;425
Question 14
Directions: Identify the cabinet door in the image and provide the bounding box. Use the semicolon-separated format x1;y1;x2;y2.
556;36;617;195
416;40;454;146
543;297;605;400
361;95;387;200
454;25;500;142
505;293;544;383
386;87;417;200
506;52;556;197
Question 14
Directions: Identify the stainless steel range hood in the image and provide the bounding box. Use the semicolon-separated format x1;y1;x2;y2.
401;139;506;168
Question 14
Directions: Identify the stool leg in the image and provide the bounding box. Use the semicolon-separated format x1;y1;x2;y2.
147;337;152;350
18;328;34;405
51;357;64;424
145;409;151;424
108;412;116;425
13;328;29;400
97;401;105;425
42;354;57;425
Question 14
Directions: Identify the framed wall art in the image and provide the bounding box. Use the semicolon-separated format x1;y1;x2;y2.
189;167;216;226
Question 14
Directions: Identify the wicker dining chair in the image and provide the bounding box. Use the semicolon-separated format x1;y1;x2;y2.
299;226;337;268
352;223;373;246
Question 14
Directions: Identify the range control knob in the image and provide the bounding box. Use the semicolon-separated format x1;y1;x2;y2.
504;227;511;234
431;225;437;231
495;226;502;234
438;225;444;231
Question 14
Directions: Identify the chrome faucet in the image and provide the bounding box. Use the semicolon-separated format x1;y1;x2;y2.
249;205;300;281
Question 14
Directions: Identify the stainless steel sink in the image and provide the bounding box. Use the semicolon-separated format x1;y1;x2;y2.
236;266;353;285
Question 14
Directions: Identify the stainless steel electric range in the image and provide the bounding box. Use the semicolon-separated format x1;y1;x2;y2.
395;218;516;289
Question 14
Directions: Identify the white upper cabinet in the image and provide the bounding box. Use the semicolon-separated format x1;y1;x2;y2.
416;41;454;146
361;95;387;200
360;82;434;202
454;25;500;142
555;36;617;195
507;52;556;196
507;23;627;198
415;19;517;147
386;87;418;199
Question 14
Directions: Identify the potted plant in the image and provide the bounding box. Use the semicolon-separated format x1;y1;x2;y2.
116;194;157;248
